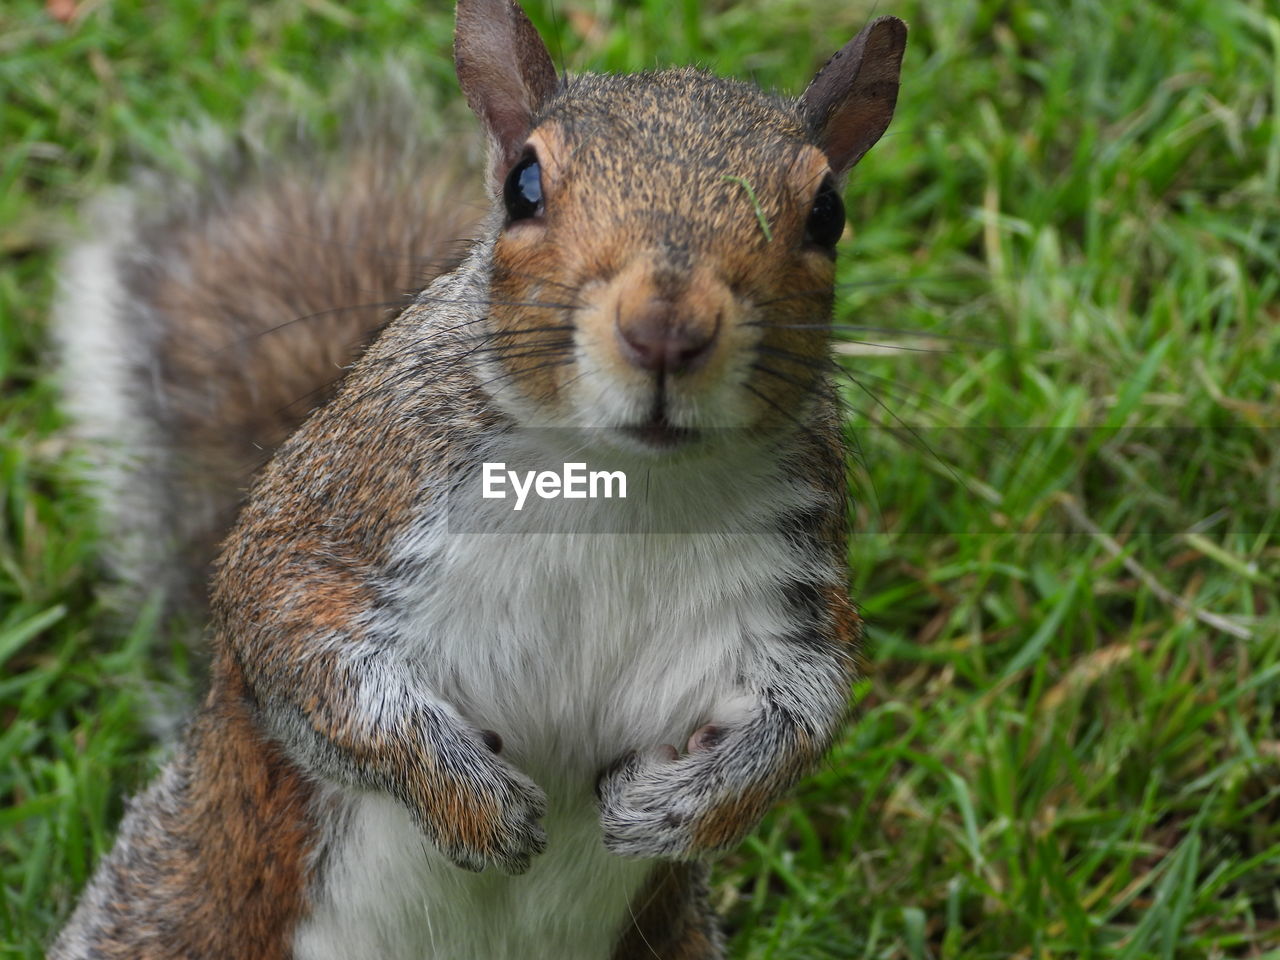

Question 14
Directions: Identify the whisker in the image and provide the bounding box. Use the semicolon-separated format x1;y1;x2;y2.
275;373;350;416
495;266;583;296
215;299;410;355
831;367;974;424
757;343;1018;469
740;381;828;453
466;342;576;364
831;324;998;347
750;343;999;494
272;324;573;420
834;337;947;354
250;225;477;268
755;276;946;307
217;292;579;359
841;419;886;530
749;361;822;396
841;374;977;499
756;345;971;423
415;294;582;311
469;357;576;396
464;323;576;343
749;319;996;348
287;347;575;429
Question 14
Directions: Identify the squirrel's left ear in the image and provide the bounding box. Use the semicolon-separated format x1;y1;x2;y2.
799;16;907;177
455;0;560;189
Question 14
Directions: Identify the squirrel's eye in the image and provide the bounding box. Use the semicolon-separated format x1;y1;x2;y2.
503;153;543;223
804;177;845;250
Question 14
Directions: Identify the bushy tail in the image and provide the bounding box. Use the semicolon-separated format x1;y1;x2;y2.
54;76;485;622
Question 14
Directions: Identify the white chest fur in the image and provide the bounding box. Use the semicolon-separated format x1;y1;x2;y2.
295;456;822;959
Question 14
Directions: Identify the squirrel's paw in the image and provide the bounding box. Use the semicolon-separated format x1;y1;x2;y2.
596;724;762;860
408;737;548;875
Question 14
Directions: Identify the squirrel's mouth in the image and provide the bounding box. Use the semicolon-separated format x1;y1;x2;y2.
618;382;701;449
619;416;700;450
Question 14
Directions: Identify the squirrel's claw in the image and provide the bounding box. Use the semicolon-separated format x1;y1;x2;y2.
406;739;548;875
596;739;741;861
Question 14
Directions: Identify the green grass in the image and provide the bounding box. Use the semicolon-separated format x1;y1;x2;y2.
3;0;1279;956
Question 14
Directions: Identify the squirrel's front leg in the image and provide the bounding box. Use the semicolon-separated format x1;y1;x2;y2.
225;615;547;874
597;586;858;860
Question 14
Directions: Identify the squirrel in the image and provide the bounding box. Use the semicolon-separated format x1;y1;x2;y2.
50;1;906;958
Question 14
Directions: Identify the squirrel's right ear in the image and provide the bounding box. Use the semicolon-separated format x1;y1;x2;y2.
455;0;560;190
799;16;907;178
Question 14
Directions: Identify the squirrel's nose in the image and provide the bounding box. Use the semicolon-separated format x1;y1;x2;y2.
615;298;718;375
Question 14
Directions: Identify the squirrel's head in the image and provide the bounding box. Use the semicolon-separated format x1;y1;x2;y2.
455;0;906;452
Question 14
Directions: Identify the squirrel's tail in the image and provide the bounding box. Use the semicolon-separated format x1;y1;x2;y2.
53;74;485;622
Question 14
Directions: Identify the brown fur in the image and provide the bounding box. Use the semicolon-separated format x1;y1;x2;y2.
212;311;534;867
690;784;781;851
484;72;841;434
51;662;315;959
128;142;483;613
611;863;725;959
